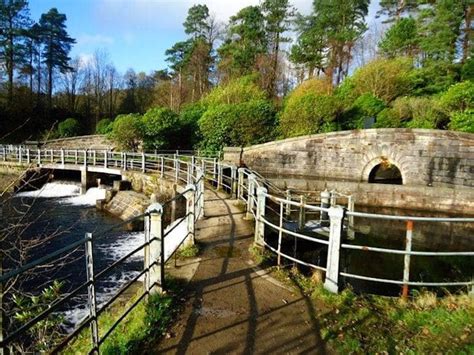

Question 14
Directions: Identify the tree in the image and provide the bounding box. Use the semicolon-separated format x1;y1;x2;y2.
58;117;80;137
261;0;293;97
110;113;142;150
141;107;180;150
290;0;369;85
38;8;75;113
379;17;419;58
165;40;193;110
0;0;31;103
218;6;267;80
377;0;419;22
184;4;210;40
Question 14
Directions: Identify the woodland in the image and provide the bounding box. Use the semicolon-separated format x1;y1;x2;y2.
0;0;472;152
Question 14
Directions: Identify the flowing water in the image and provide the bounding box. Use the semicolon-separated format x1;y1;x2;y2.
9;182;145;330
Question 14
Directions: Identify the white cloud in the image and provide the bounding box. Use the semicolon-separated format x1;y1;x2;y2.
78;53;94;68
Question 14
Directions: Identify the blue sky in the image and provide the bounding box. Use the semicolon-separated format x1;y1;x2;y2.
30;0;379;75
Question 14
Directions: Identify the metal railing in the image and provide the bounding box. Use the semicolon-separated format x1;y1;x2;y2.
1;144;473;352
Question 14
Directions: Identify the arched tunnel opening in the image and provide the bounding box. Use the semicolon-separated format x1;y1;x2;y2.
368;163;403;185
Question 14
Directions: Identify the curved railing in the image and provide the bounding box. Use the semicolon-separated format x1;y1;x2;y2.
0;144;473;351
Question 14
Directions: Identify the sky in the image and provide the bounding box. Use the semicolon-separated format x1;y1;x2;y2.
30;0;379;74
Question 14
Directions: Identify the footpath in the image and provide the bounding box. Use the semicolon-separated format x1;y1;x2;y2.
150;188;327;354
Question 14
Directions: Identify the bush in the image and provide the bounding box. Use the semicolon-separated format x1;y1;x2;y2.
198;99;276;153
201;75;266;107
345;93;386;129
142;107;180;150
279;80;341;138
409;62;461;96
110;114;143;151
449;109;474;133
58;118;81;137
179;103;206;149
95;119;113;134
438;81;474;113
351;57;414;103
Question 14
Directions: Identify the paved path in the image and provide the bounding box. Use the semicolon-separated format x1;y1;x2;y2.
151;189;327;354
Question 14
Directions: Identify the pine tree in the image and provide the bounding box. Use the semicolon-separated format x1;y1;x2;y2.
0;0;31;103
38;7;75;112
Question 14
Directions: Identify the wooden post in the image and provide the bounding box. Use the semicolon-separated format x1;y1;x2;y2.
324;206;345;293
85;233;99;352
255;186;267;246
402;220;413;298
146;204;164;294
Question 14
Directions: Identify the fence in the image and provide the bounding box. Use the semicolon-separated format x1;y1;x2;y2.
0;145;473;352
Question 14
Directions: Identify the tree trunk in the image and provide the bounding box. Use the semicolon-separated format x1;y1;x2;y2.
462;4;473;64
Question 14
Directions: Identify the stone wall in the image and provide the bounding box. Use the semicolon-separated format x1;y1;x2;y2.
225;129;474;189
38;135;115;150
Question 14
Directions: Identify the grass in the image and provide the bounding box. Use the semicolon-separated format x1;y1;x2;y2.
65;278;184;354
269;266;474;354
248;244;274;266
176;243;200;258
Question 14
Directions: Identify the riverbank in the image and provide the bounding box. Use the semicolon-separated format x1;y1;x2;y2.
0;165;25;195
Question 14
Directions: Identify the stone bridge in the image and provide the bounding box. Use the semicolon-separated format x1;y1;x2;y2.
224;129;474;214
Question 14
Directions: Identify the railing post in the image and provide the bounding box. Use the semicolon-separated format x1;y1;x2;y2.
93;150;96;166
298;195;306;230
18;146;22;164
146;204;164;294
213;158;217;184
330;191;337;207
347;196;355;239
246;174;256;220
142;152;146;173
104;150;108;168
402;220;413;298
75;149;78;165
285;190;291;219
324;206;345;294
123;153;127;171
187;162;192;184
26;149;30;164
160;156;164;178
196;167;205;219
277;201;284;266
60;149;64;166
237;168;244;200
144;212;151;296
83;150;87;168
217;164;223;190
320;190;330;226
37;149;41;165
85;233;99;353
171;184;177;223
231;166;237;197
2;147;5;162
184;185;196;246
255;186;267;247
50;149;53;163
174;157;179;182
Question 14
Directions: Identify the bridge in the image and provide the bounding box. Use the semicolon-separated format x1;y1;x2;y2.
1;137;473;353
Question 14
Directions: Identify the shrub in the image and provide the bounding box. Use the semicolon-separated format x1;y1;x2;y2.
448;109;474;133
179;103;206;149
95;119;113;135
346;93;386;129
201;75;266;107
438;81;474;113
351;57;414;103
58;118;81;137
409;62;461;96
279;82;341;138
198;99;276;153
141;107;180;150
110;114;143;151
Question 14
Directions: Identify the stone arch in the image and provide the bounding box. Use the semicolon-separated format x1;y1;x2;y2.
361;156;405;185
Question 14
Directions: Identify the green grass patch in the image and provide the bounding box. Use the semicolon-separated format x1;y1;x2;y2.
249;244;274;266
65;278;184;354
271;267;474;353
176;243;200;258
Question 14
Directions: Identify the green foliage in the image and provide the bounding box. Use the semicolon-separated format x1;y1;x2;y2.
95;118;113;135
279;79;340;137
201;75;266;107
379;17;419;58
142;107;180;150
176;244;200;258
109;114;143;151
351;57;413;103
58;117;81;137
179;102;206;148
12;280;64;352
408;61;461;96
438;81;474;113
346;93;386;129
198;99;276;152
448;109;474;133
461;59;474;81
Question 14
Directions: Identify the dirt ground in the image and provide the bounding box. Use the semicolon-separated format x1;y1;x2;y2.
147;189;328;354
